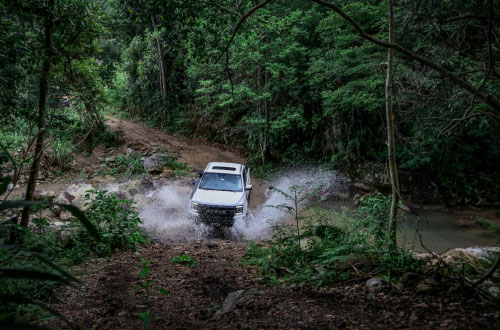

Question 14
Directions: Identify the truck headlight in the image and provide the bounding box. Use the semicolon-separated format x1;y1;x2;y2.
235;205;244;215
191;202;199;213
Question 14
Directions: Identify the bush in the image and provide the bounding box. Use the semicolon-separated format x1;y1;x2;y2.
244;189;420;285
115;151;145;176
78;189;147;255
18;189;147;264
171;255;196;267
101;151;145;178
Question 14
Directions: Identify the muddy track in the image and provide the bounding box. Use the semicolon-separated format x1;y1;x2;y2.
48;241;500;330
106;116;245;171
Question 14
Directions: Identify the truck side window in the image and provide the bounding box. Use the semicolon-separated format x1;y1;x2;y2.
243;168;247;186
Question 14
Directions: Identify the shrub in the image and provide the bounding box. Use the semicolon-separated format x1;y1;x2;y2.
243;187;420;285
115;151;145;176
165;155;191;176
77;189;147;255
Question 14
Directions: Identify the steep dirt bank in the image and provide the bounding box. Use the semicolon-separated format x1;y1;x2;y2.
106;116;245;171
47;240;499;330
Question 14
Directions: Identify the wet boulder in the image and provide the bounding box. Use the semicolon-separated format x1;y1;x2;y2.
366;277;388;293
142;153;167;174
214;290;245;319
141;174;154;190
66;184;94;211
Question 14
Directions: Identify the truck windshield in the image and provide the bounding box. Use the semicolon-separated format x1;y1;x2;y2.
199;173;243;192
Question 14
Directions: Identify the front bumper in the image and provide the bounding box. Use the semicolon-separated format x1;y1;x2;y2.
189;204;244;227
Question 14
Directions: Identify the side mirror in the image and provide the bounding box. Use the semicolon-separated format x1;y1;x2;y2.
245;185;253;191
197;171;204;177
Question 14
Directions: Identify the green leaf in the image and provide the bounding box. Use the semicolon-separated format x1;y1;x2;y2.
158;288;169;296
0;269;74;284
0;294;73;328
30;252;78;283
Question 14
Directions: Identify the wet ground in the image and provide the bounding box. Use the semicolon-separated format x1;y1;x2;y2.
46;240;500;330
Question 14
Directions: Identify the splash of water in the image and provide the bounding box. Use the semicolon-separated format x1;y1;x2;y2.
231;166;342;240
136;185;209;241
102;166;344;242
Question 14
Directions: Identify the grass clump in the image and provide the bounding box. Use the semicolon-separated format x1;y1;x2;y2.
172;255;196;267
165;155;191;176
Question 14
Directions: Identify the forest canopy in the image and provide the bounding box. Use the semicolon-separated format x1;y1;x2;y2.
1;0;499;203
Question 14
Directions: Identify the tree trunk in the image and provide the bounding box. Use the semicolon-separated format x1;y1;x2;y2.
151;15;168;123
20;0;55;228
263;69;271;162
386;0;400;246
257;64;270;163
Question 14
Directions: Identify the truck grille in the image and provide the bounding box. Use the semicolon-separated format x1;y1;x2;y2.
198;205;235;220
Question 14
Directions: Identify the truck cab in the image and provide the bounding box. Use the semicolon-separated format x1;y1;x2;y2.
189;162;252;227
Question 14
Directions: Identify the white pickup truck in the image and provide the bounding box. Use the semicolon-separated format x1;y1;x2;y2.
189;162;252;227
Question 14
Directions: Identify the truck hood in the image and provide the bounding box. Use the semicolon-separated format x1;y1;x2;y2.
192;189;245;206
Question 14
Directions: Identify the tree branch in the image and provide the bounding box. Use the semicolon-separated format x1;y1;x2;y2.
196;0;242;18
312;0;500;112
215;0;271;64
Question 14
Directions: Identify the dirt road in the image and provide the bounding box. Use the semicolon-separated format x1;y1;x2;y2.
106;116;245;171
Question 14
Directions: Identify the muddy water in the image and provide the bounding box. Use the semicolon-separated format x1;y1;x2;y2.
398;210;500;252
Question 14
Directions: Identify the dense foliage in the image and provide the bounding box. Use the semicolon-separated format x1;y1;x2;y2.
101;0;500;201
1;0;499;201
0;190;146;324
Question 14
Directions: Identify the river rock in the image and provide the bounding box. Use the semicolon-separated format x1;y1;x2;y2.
142;153;167;174
59;210;73;221
299;236;321;250
118;180;144;196
441;248;478;261
54;191;76;205
6;183;14;191
104;156;116;164
113;190;132;201
366;277;388;293
66;184;94;210
214;289;245;318
160;169;176;179
416;277;438;294
465;247;500;259
353;193;361;206
141;174;154;190
488;286;500;298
